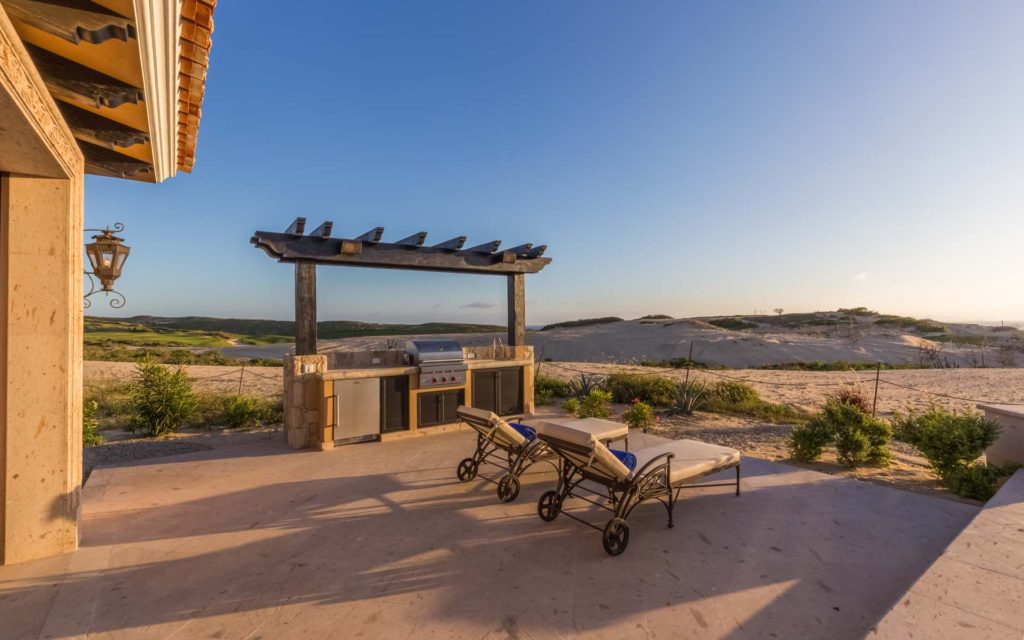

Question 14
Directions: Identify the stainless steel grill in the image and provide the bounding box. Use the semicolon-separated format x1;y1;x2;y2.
405;339;467;388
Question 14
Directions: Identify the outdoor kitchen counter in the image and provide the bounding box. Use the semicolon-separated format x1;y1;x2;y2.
312;356;534;381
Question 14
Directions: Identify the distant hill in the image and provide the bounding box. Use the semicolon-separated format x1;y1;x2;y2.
86;315;505;347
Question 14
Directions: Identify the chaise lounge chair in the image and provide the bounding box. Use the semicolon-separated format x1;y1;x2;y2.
532;421;741;556
454;407;628;503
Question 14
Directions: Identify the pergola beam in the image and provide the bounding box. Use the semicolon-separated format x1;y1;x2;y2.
252;230;550;276
253;222;551;355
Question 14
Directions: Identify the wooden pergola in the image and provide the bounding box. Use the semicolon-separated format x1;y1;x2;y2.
251;218;552;354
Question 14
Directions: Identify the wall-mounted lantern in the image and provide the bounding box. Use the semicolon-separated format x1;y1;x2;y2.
84;223;130;308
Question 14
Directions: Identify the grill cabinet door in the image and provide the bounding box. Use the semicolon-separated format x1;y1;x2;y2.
471;370;498;414
380;376;409;433
498;367;523;415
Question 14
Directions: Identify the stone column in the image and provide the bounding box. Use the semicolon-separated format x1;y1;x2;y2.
282;354;327;449
0;8;85;565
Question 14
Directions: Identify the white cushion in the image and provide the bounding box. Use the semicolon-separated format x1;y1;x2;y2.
630;439;740;486
534;417;629;443
532;420;598;447
456;406;526;447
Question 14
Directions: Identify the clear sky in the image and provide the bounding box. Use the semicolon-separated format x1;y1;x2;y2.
86;1;1024;326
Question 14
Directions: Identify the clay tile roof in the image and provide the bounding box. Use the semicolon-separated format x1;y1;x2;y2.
177;0;215;173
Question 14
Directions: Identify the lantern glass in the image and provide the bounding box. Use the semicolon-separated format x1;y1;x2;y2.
85;229;130;291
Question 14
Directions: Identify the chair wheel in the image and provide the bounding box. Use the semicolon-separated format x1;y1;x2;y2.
602;518;630;556
497;474;521;503
456;458;478;482
537;490;561;521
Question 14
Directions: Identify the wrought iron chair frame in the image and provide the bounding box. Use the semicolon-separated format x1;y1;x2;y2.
455;412;559;503
535;433;741;555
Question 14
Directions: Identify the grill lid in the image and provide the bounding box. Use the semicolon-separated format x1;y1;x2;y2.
405;339;465;365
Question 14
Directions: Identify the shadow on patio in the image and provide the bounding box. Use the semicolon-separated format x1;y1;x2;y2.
0;431;977;639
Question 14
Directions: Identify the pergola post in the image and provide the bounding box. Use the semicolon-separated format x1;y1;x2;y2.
295;261;317;355
507;273;525;347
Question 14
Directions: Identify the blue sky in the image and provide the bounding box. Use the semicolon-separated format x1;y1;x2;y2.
86;1;1024;325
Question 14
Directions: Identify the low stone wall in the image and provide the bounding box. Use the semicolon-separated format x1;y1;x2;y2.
872;469;1024;637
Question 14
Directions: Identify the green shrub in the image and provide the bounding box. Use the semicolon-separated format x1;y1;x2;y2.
541;317;623;331
893;407;1000;480
623;400;654;431
702;380;805;424
709;380;760;406
673;380;708;415
534;374;573;405
565;390;612;419
947;463;1020;501
128;361;199;437
82;400;103;447
788;401;892;467
221;394;269;428
789;420;832;462
606;373;678;407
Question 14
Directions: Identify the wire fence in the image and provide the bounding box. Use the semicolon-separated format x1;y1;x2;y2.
536;359;1024;409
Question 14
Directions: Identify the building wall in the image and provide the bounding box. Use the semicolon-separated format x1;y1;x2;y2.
0;6;85;565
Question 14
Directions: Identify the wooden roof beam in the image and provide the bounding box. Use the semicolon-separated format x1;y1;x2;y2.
23;42;143;109
284;217;306;236
3;0;136;45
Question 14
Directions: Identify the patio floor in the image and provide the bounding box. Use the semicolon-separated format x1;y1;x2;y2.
0;429;977;639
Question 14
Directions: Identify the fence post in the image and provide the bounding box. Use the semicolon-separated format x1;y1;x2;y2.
238;362;245;395
685;341;694;385
872;363;881;416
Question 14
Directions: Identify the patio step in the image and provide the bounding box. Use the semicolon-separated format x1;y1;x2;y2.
871;469;1024;638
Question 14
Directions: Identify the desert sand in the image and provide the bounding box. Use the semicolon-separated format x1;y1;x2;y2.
219;316;1017;370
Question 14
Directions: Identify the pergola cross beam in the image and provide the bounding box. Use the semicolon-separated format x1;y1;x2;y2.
252;218;551;354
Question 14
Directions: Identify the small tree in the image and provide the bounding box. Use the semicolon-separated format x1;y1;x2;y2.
773;308;784;316
129;361;198;436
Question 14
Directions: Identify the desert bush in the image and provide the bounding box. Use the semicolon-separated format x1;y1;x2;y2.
562;397;580;416
84;382;134;429
893;407;1000;480
564;390;612;419
567;373;604;398
606;373;677;407
82;400;103;447
708;380;760;406
128;361;198;437
788;401;891;467
534;373;573;405
673;380;708;415
708;317;757;331
702;380;805;424
946;462;1021;501
828;387;872;414
221;394;270;428
623;400;655;431
789;420;832;462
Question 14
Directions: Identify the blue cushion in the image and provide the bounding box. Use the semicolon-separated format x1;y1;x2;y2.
609;448;637;471
509;422;536;441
